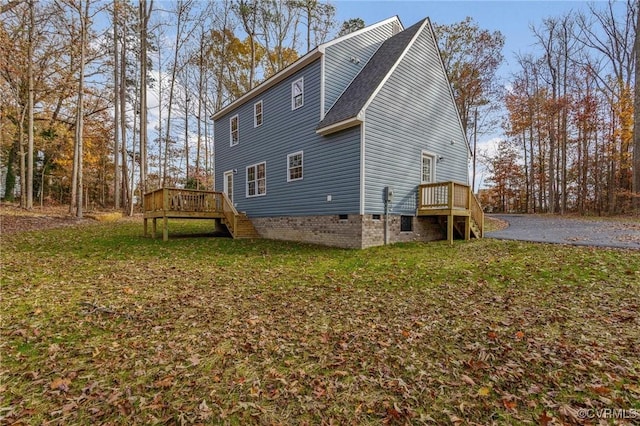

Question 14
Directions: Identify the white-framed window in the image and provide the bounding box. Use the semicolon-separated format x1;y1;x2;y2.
230;115;239;146
254;100;263;127
421;151;436;183
287;151;303;182
291;77;304;110
246;162;266;197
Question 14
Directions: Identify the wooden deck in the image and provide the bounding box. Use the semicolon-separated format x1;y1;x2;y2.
417;182;484;243
143;188;259;241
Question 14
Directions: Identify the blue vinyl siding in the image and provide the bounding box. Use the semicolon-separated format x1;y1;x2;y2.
364;22;469;215
215;59;361;217
324;20;398;113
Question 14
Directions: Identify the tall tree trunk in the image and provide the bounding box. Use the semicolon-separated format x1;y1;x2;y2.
139;0;151;201
26;0;34;210
163;0;186;186
184;89;189;184
18;107;26;208
4;142;17;201
156;32;163;187
634;1;640;211
113;0;120;209
196;33;204;189
120;25;129;212
74;0;89;218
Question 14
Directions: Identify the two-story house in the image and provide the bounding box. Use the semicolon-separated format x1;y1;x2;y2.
212;16;483;248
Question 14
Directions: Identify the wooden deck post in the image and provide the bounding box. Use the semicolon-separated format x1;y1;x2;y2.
448;214;454;245
152;218;157;238
464;217;470;240
143;218;148;237
163;216;168;241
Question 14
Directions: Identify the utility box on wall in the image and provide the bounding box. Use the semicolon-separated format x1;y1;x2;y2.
384;186;394;203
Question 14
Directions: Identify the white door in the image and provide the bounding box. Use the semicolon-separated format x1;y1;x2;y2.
421;152;437;205
421;152;435;183
223;170;233;203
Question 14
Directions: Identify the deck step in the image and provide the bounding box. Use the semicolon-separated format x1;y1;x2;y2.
223;213;260;239
469;218;482;238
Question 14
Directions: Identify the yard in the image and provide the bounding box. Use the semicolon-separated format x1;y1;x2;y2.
1;213;639;425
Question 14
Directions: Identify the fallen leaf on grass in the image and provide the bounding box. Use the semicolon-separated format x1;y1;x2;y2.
154;375;174;388
189;354;200;366
477;387;491;397
539;411;553;425
502;399;517;410
461;374;475;386
590;385;610;395
49;377;71;392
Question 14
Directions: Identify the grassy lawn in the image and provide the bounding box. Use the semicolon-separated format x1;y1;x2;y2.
2;219;639;425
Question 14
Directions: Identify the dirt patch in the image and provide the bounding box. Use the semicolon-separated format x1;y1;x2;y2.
0;203;137;235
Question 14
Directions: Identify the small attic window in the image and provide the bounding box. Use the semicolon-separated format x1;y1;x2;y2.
392;21;401;35
292;78;304;110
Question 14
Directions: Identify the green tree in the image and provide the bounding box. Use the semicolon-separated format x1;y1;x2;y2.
433;17;504;192
337;17;364;37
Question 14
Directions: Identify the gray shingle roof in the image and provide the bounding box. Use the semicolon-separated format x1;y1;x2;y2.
317;18;427;132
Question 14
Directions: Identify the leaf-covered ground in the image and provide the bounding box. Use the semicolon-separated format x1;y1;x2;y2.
1;218;639;425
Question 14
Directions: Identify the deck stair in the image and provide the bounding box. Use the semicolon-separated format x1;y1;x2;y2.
222;211;260;239
417;181;484;243
143;188;260;241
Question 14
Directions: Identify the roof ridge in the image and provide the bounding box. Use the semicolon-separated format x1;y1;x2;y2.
316;18;428;134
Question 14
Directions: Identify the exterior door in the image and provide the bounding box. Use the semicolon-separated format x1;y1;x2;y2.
421;152;437;205
223;170;234;203
421;152;435;183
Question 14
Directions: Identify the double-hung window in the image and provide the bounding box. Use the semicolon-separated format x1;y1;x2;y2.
254;100;263;127
287;151;303;181
247;162;266;197
230;115;239;146
291;78;304;110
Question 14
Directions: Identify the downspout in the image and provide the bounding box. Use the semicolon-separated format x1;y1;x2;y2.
384;199;389;245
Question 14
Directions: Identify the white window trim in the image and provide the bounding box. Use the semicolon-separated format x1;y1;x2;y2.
421;150;437;183
246;161;267;198
230;114;239;146
223;170;234;203
291;77;304;110
254;100;263;127
287;151;304;182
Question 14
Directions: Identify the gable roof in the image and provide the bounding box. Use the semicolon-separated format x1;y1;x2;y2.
316;18;427;135
212;16;402;121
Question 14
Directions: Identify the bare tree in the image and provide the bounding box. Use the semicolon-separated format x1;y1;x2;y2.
235;0;259;89
139;0;152;202
577;0;636;212
26;0;34;209
113;0;120;208
161;0;198;186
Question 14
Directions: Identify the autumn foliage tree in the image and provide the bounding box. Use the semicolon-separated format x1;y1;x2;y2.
498;1;636;215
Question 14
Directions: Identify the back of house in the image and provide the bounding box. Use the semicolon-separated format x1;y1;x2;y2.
213;16;478;248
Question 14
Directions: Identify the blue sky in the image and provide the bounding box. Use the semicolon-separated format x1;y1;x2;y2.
333;1;608;80
330;1;621;187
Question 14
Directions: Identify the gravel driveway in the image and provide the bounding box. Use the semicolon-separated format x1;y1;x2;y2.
485;214;640;250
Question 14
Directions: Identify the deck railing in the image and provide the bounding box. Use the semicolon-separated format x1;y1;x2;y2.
418;181;470;210
469;190;484;238
143;187;223;214
418;181;484;238
143;187;247;240
221;192;238;236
